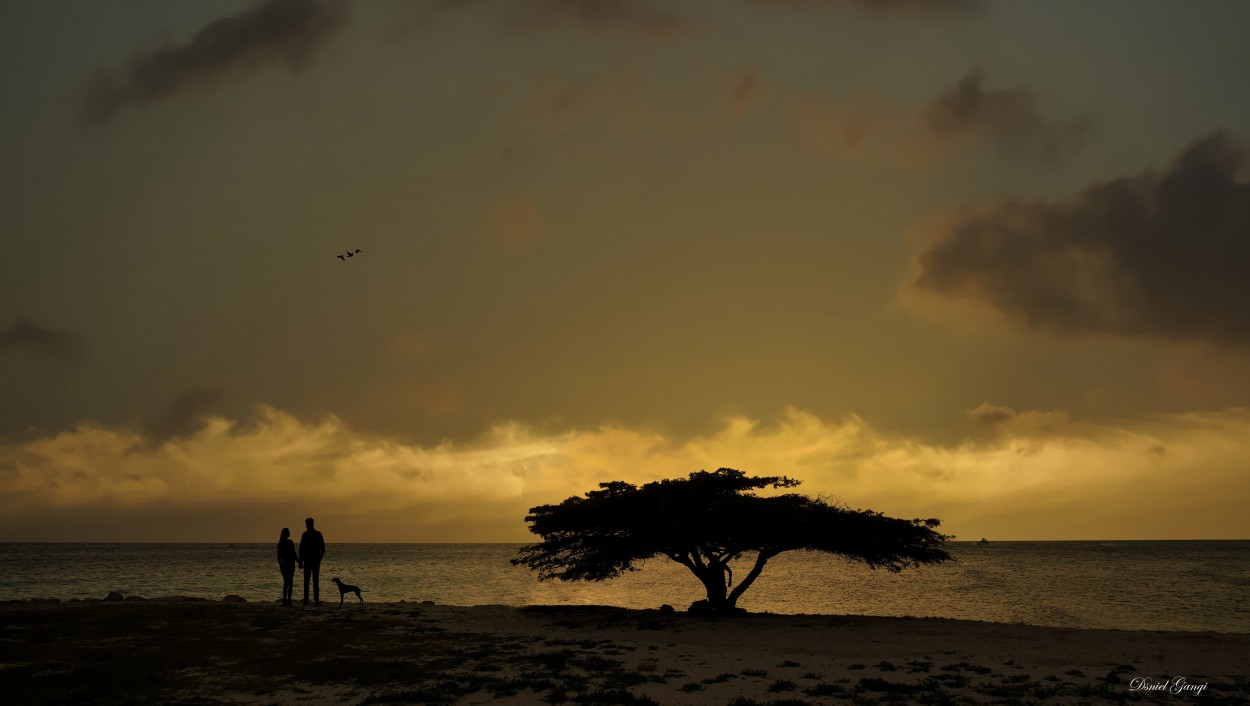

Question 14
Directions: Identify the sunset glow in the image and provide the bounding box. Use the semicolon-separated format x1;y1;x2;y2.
3;0;1249;541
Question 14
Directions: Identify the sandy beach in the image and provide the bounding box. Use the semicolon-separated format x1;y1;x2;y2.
2;598;1247;705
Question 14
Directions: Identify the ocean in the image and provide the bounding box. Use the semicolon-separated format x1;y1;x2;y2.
2;541;1247;633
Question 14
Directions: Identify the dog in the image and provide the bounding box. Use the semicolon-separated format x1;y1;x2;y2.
330;577;366;605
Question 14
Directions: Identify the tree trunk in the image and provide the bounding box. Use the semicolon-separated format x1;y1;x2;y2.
690;556;751;616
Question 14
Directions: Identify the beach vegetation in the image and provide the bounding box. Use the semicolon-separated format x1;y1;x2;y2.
701;672;738;684
803;682;850;697
768;678;798;692
512;468;951;614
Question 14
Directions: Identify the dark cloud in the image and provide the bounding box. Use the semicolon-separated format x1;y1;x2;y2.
0;319;82;362
911;131;1250;346
82;0;346;124
505;0;690;34
748;0;983;19
143;388;227;447
922;69;1091;161
967;402;1015;425
386;0;691;41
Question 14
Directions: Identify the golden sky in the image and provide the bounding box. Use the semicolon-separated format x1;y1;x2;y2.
2;0;1250;541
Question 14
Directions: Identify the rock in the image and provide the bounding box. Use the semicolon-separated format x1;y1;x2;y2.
221;594;247;603
123;595;148;602
419;600;436;606
658;604;676;614
104;591;125;602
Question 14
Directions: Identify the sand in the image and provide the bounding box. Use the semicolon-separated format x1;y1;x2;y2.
2;598;1247;705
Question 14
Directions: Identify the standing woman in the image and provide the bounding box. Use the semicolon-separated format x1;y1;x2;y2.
276;528;302;606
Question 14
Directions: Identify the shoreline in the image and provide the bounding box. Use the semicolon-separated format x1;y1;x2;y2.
5;593;1250;634
2;601;1247;705
7;592;1250;636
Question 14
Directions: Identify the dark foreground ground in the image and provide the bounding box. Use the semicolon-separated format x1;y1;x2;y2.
1;600;1247;705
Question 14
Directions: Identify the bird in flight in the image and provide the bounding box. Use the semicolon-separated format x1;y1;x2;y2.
337;248;363;261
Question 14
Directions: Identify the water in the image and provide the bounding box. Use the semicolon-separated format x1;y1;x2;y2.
1;541;1247;633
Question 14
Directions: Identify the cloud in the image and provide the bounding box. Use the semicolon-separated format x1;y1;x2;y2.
965;403;1072;440
385;0;692;39
505;0;691;35
2;404;1248;540
908;131;1250;346
82;0;346;123
748;0;983;19
921;69;1091;161
967;401;1015;425
0;319;82;362
142;388;227;447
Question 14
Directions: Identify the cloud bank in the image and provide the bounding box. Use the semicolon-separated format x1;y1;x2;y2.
909;131;1250;345
83;0;346;123
2;404;1247;541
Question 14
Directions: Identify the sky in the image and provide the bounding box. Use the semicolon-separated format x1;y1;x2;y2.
2;0;1250;542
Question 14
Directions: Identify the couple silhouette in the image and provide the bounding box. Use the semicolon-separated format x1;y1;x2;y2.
276;518;326;606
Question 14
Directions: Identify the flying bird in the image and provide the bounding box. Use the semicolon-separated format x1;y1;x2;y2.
336;248;363;261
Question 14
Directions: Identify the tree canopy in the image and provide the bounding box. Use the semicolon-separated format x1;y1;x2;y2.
511;468;952;614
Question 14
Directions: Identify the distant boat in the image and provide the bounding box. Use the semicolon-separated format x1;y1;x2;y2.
977;538;989;545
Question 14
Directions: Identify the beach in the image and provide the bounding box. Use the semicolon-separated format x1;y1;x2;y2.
2;599;1247;705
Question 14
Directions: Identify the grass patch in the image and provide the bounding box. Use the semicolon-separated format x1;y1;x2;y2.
940;660;992;675
768;679;797;692
802;682;849;697
701;672;737;684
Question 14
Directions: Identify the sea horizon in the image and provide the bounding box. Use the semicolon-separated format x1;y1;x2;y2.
4;540;1247;634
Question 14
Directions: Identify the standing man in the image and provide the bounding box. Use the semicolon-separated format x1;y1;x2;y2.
298;517;326;605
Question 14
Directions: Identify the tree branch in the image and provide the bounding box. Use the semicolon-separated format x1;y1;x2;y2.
689;548;708;572
727;550;776;606
665;551;695;571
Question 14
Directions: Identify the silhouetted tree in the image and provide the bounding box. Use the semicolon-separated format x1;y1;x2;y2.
512;468;952;615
